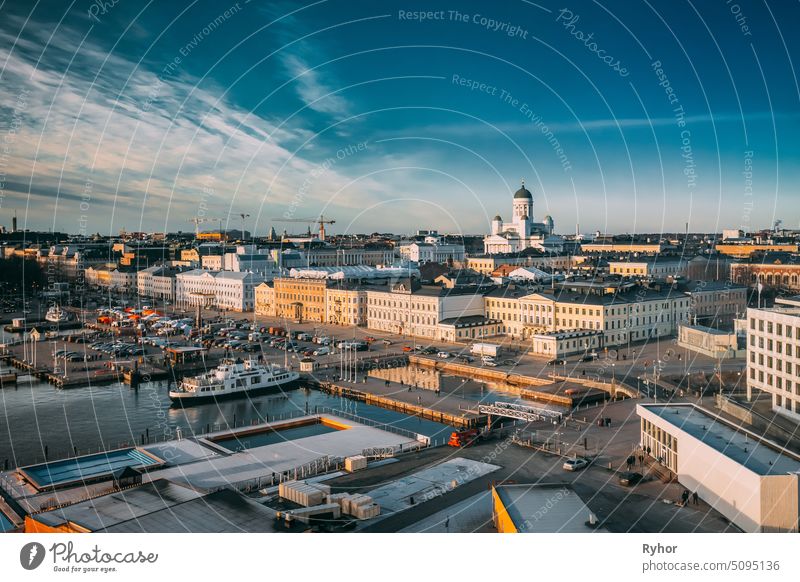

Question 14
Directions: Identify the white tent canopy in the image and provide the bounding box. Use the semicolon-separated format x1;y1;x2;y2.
289;265;420;280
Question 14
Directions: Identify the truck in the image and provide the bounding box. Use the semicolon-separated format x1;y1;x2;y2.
470;343;500;358
447;429;482;448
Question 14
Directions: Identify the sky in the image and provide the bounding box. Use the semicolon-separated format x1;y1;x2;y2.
0;0;798;237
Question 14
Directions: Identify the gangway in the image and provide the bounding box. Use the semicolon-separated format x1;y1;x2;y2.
478;401;564;423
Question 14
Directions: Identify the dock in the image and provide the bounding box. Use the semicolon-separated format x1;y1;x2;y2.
409;355;610;407
305;375;485;428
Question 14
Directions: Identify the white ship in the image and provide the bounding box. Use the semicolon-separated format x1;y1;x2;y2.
45;305;70;323
169;358;299;403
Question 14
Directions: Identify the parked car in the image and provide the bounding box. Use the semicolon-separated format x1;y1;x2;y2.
618;472;643;486
563;458;589;472
313;346;330;356
581;353;599;362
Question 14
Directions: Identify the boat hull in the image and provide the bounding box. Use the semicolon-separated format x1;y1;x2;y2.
169;377;301;405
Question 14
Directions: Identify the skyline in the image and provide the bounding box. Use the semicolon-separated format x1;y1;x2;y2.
0;0;798;237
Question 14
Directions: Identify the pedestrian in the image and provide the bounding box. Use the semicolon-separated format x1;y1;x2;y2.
445;516;450;531
681;489;689;506
692;491;699;505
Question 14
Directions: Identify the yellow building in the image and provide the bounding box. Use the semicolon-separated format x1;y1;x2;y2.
254;282;276;317
466;255;571;275
326;287;367;326
716;243;799;259
486;285;691;347
273;278;328;323
580;242;664;254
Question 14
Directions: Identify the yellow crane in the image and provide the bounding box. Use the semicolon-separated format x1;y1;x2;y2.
271;215;336;241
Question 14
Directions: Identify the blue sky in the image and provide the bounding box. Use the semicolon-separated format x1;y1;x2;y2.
0;0;798;237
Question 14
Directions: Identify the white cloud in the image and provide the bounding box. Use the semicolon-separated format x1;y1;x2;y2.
279;53;350;116
0;23;383;234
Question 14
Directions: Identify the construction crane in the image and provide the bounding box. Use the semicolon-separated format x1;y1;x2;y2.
239;213;251;242
188;217;221;237
270;215;336;241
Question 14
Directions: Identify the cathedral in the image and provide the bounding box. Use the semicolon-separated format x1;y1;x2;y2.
483;181;561;254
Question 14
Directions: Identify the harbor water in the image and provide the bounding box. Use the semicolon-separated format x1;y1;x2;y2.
0;375;453;469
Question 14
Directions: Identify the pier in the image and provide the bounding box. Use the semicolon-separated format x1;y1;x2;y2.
305;374;485;428
409;355;611;407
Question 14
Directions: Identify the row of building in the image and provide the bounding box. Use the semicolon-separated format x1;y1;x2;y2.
246;276;747;350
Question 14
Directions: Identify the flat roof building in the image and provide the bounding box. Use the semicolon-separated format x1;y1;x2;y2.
491;483;604;533
638;404;800;532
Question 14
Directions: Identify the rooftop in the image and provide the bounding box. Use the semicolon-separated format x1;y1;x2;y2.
29;480;276;533
494;484;603;533
638;404;800;476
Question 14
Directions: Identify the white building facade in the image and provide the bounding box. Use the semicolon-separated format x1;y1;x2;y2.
638;404;799;533
746;306;800;422
398;242;466;264
366;281;485;340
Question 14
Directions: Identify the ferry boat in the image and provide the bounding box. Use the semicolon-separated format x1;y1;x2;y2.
169;358;299;403
45;305;70;323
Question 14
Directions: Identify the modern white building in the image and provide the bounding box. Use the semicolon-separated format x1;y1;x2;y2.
483;181;561;254
638;404;800;533
746;306;800;422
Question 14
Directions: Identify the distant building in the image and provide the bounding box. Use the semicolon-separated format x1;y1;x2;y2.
398;241;465;264
730;256;800;292
466;253;571;276
483;181;561;254
686;255;733;282
716;242;799;259
608;259;687;279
